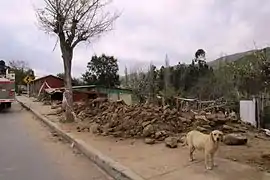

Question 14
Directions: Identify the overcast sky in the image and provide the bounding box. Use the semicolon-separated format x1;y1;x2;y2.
0;0;270;78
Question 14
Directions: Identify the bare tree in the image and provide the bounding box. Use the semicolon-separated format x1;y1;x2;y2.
36;0;119;122
9;60;29;70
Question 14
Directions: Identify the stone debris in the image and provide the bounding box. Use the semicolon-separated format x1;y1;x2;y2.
261;153;270;161
144;138;156;145
50;100;267;147
223;133;248;145
264;129;270;137
164;137;178;148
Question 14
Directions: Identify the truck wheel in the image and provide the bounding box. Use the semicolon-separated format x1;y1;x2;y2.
0;104;3;111
6;102;11;108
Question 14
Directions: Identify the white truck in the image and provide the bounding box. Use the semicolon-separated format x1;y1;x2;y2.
0;60;15;111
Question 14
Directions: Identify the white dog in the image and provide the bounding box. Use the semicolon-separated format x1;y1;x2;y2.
185;130;224;170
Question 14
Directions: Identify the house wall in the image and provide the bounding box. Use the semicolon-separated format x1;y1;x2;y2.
119;93;132;105
108;93;119;102
57;85;133;104
73;91;89;102
106;90;132;105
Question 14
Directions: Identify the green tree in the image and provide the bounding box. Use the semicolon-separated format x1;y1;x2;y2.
146;63;158;102
56;73;65;79
255;48;270;90
182;50;213;95
124;47;270;102
82;54;120;87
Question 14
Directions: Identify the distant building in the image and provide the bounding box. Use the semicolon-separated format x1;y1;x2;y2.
70;85;133;105
30;76;134;105
49;85;134;105
29;75;64;97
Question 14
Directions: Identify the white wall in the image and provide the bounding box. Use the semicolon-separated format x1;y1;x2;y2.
108;93;119;102
120;93;132;105
240;99;256;126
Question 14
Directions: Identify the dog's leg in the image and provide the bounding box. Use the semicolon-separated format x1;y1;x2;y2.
210;153;215;168
211;153;218;167
189;146;195;162
205;153;212;170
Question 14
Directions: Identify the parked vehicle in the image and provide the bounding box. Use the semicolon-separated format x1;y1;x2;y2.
0;60;15;111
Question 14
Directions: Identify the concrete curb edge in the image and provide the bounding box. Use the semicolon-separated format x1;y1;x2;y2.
17;99;145;180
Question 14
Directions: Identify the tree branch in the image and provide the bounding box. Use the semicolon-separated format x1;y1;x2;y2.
36;0;120;50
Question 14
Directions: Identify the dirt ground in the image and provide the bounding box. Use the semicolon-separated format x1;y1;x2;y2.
53;118;270;173
218;134;270;172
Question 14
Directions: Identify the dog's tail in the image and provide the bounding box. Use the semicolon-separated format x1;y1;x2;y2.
181;135;188;147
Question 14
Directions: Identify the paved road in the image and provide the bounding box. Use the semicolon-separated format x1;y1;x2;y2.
0;103;112;180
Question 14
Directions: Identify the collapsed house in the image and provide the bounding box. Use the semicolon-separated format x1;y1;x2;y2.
29;75;134;105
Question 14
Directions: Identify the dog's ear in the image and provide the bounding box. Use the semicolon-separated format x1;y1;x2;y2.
210;132;215;142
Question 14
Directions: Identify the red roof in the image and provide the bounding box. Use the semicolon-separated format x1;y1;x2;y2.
32;75;63;82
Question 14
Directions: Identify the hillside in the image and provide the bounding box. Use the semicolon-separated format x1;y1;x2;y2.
208;47;270;68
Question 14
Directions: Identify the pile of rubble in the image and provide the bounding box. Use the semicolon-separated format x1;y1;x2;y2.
71;99;259;144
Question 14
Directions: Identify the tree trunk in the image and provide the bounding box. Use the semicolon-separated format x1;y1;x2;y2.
61;46;75;122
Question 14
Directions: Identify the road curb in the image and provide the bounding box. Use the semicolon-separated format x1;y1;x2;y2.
17;99;145;180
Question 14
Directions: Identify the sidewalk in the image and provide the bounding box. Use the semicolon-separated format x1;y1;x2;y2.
16;96;270;180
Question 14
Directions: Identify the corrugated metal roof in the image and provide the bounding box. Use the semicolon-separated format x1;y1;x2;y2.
71;85;133;92
49;84;133;93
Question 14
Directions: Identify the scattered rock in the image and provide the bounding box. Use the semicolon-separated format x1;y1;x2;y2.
142;121;151;128
217;112;226;119
143;124;155;137
77;111;86;118
90;123;100;134
222;124;235;131
195;115;208;121
205;114;216;120
178;117;191;123
43;101;51;105
199;110;206;115
76;126;81;132
258;166;266;171
264;129;270;137
51;132;58;137
229;111;237;119
165;137;178;148
261;153;270;161
77;126;91;132
223;133;248;145
155;130;167;140
181;112;195;120
102;123;111;134
201;124;212;129
227;157;238;161
51;105;57;109
51;104;61;109
144;138;155;144
196;126;208;132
